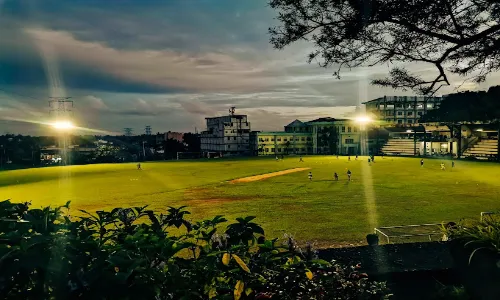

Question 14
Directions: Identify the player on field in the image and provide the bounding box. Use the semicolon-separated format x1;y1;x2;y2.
440;163;446;170
334;172;339;181
347;169;352;181
308;171;313;181
299;156;304;162
137;163;142;170
452;161;455;168
420;159;424;167
348;156;351;161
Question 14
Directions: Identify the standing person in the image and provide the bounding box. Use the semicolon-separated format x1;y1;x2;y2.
348;156;351;161
336;155;339;159
299;156;304;162
355;155;358;160
276;156;279;162
308;171;313;181
334;172;339;181
452;161;455;168
137;163;142;170
347;169;352;181
441;163;446;170
371;155;375;163
368;157;371;165
420;159;424;167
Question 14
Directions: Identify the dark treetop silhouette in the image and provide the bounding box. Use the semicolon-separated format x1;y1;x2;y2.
269;0;500;95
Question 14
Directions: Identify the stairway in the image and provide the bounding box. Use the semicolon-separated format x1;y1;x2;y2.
463;139;498;159
381;139;415;156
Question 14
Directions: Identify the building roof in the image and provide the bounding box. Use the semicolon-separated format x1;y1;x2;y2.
205;115;247;119
258;131;311;136
304;117;349;125
285;119;306;127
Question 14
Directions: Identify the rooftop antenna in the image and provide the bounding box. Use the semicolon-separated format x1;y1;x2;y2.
229;106;236;116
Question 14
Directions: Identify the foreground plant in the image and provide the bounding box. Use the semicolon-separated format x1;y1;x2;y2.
0;200;390;299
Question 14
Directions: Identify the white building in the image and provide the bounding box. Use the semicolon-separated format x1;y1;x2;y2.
200;113;252;156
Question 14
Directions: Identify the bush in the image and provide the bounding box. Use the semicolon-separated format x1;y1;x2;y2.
0;200;390;299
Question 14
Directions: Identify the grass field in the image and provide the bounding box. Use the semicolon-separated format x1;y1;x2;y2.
2;156;500;247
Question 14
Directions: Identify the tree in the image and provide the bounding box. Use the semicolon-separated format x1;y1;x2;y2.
269;0;500;95
182;133;201;153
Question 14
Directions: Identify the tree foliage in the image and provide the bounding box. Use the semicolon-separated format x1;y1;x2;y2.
421;85;500;122
0;200;390;299
269;0;500;95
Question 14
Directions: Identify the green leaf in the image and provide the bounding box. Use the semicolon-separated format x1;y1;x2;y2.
245;287;253;296
232;254;250;273
208;288;217;299
234;280;244;300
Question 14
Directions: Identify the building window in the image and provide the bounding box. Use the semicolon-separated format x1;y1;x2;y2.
306;137;311;141
398;120;403;124
234;137;237;140
408;112;413;116
227;137;230;141
277;138;281;141
342;126;345;133
271;138;275;142
417;112;423;116
408;119;413;124
271;148;275;152
228;145;231;148
348;127;351;133
354;127;358;133
265;148;269;152
265;138;269;142
397;111;403;116
301;137;305;141
345;139;354;144
278;148;281;152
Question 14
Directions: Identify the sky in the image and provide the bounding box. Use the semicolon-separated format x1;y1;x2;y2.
0;0;498;136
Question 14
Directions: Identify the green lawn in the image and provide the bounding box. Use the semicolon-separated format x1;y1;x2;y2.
2;156;500;247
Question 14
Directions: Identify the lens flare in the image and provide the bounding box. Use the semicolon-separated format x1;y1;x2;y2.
51;121;74;130
355;116;372;124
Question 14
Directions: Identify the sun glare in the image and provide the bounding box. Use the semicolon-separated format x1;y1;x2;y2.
51;121;75;130
354;116;372;124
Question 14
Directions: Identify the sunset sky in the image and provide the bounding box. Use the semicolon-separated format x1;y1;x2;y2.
1;0;498;135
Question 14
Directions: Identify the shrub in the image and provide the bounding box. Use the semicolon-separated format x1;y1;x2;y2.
0;200;390;299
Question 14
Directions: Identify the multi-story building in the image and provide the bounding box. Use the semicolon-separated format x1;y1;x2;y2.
363;96;443;125
200;113;251;156
256;117;362;156
256;131;312;156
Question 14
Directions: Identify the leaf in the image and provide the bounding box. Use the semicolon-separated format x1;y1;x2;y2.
232;254;250;273
305;269;313;280
234;280;244;300
222;253;231;266
245;287;253;296
469;247;488;265
208;287;217;299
